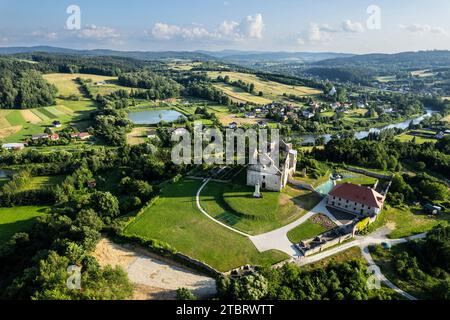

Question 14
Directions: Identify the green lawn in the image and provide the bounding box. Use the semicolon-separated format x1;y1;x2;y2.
200;181;322;235
124;179;289;272
0;206;48;244
337;175;378;187
287;219;329;244
18;175;65;192
370;206;450;239
302;247;366;271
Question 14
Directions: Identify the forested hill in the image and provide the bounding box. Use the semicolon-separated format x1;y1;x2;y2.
316;50;450;71
0;46;216;61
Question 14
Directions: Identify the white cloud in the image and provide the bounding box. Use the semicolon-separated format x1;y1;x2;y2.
399;24;446;35
152;22;214;40
150;13;264;42
31;30;59;40
218;20;240;37
341;20;365;33
298;20;365;45
241;14;264;39
77;25;120;40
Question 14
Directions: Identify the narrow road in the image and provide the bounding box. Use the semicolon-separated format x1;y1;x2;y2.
196;179;344;255
296;231;426;301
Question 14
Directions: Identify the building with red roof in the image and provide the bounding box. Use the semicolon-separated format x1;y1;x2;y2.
327;183;385;217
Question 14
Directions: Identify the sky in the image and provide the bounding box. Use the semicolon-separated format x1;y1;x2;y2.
0;0;450;53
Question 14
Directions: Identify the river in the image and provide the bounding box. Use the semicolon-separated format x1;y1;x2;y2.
299;109;436;145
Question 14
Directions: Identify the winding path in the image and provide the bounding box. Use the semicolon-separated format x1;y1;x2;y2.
195;178;425;300
196;178;251;237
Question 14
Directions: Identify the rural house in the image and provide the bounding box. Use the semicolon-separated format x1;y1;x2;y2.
326;183;386;217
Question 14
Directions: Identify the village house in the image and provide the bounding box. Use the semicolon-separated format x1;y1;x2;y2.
327;183;386;217
247;141;298;192
71;132;92;140
32;133;49;141
302;110;315;119
52;121;62;128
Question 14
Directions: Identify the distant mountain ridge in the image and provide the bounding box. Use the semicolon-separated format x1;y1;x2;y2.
0;46;353;63
0;46;216;61
315;50;450;70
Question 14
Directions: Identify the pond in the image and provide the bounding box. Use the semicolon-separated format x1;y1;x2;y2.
299;109;436;145
128;109;185;125
0;170;12;178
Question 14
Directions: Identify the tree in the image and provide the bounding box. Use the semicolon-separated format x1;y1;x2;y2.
176;288;197;300
89;191;120;219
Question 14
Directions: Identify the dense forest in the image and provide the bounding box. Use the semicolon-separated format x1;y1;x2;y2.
0;59;57;109
118;70;181;99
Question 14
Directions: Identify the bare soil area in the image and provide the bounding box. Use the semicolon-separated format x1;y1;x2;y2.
92;238;217;300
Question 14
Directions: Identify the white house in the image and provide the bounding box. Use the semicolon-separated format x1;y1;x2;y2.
2;143;25;151
327;183;385;217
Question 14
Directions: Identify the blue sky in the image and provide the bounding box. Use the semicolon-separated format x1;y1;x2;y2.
0;0;450;53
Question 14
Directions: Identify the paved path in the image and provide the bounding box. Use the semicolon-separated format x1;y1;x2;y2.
196;178;251;237
296;230;426;301
196;179;344;256
360;245;417;300
250;198;343;256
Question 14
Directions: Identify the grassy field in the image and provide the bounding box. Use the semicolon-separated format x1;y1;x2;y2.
0;206;48;244
337;175;378;187
18;175;65;192
395;132;437;144
126;127;149;145
213;82;273;105
200;179;322;235
43;73;118;97
302;247;366;271
370;206;449;239
124;179;289;272
442;114;450;123
287;216;332;244
376;75;397;83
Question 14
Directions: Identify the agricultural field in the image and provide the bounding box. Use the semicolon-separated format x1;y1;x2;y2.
43;73;118;98
199;178;322;235
376;75;397;83
208;71;321;105
0;98;96;143
0;206;48;244
213;82;273;105
124;179;289;272
410;69;436;78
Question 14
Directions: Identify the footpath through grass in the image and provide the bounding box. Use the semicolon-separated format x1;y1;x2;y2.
0;206;48;244
124;179;289;272
200;180;322;235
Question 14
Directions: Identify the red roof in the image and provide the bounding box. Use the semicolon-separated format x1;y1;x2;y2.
329;183;385;208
